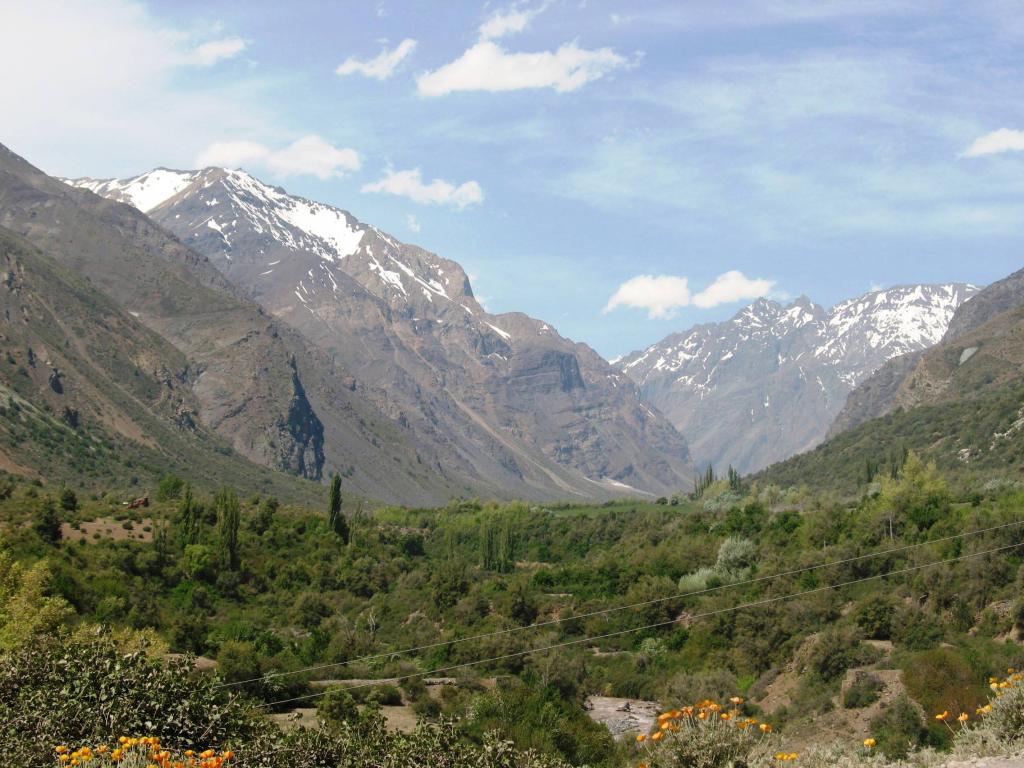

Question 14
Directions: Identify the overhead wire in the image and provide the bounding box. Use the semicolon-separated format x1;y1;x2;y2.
216;518;1024;691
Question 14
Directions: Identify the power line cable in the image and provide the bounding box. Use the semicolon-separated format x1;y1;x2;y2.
253;538;1022;710
217;518;1024;690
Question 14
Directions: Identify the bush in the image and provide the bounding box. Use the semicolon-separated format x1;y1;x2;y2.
317;687;360;729
636;703;774;768
854;595;899;640
892;605;943;650
870;694;927;759
0;633;266;768
955;671;1024;751
60;487;78;512
715;537;757;575
155;474;184;502
366;684;403;706
808;628;877;683
843;672;883;709
902;647;988;748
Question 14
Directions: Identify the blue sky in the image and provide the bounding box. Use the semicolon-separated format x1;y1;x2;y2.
4;0;1024;358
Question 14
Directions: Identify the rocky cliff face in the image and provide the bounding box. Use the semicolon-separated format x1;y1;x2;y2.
616;285;978;474
67;165;692;499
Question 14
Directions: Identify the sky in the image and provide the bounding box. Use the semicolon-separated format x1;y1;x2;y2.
3;0;1024;359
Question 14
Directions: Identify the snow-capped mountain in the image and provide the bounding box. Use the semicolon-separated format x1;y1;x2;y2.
616;284;979;474
67;167;692;498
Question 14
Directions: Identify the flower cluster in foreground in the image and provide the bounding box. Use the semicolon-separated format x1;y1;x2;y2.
936;668;1022;734
635;697;787;768
54;738;233;768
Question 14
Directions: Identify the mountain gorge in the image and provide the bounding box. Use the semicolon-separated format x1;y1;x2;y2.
616;284;978;474
24;156;693;501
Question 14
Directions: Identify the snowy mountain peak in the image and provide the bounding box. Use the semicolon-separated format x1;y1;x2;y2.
616;282;980;474
64;167;483;318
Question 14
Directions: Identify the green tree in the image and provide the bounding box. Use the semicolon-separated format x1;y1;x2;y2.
33;499;62;544
253;495;278;535
328;475;349;544
0;549;71;649
59;487;78;512
155;473;184;502
215;487;241;571
176;484;201;547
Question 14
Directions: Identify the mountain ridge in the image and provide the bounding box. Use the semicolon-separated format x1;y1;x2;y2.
64;162;694;499
615;283;978;474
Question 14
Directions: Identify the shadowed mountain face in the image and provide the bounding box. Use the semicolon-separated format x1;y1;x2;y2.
65;165;692;499
0;144;478;504
616;285;978;474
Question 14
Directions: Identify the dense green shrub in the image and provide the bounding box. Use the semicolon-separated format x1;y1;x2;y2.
843;672;883;709
870;694;928;758
0;633;266;768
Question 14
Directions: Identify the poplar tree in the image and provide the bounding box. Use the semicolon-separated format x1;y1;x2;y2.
215;487;241;571
328;474;349;544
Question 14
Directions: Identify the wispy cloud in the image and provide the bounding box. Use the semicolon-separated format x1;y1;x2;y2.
184;36;247;67
417;41;627;96
962;127;1024;157
361;168;484;208
196;135;361;179
604;271;774;318
336;38;417;80
479;3;548;40
405;213;422;232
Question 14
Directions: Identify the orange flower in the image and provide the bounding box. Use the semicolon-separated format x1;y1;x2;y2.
652;731;665;742
935;711;950;721
636;734;647;743
760;723;773;733
863;738;876;748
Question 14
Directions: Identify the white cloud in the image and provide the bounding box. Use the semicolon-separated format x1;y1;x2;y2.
361;168;484;208
963;128;1024;157
692;270;776;308
0;0;275;177
603;275;691;319
405;213;422;232
605;271;775;318
185;36;247;67
479;4;546;40
196;135;361;179
265;135;361;178
196;139;269;169
416;41;627;96
336;39;417;80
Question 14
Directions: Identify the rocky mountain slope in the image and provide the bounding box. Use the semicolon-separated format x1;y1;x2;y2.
65;165;692;499
0;143;465;504
830;267;1024;436
616;285;978;474
0;224;322;498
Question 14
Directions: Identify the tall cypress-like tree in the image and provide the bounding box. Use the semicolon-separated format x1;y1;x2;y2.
328;474;349;544
480;521;497;570
215;487;241;571
176;484;200;546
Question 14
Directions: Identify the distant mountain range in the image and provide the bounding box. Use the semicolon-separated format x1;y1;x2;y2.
2;139;1010;502
0;154;690;502
615;284;979;474
759;267;1024;489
